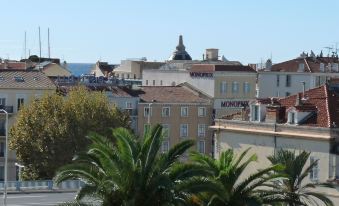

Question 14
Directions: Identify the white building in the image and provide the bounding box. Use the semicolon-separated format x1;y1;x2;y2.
258;53;339;98
212;85;339;203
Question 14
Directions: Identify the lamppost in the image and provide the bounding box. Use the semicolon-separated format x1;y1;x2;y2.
0;109;8;206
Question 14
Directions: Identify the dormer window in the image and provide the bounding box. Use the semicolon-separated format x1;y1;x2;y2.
288;112;296;124
14;76;24;82
251;105;260;121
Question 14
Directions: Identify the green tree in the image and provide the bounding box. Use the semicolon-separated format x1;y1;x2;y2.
10;86;129;180
266;150;334;206
54;125;208;206
190;148;283;206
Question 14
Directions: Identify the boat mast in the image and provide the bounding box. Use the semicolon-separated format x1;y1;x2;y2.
48;28;50;59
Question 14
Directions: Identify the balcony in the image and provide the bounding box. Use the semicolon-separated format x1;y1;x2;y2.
0;105;13;114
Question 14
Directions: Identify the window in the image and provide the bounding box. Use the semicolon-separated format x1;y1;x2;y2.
286;92;291;97
161;141;169;153
127;74;130;79
153;80;155;86
144;124;150;135
252;105;259;121
133;74;136;79
144;107;152;117
162;107;170;117
198;140;205;153
160;80;163;86
17;98;24;111
198;124;206;137
243;82;250;94
121;74;125;79
0;120;5;136
14;76;24;82
181;107;188;117
180;124;188;137
286;75;291;87
198;107;206;117
276;75;280;87
0;98;5;106
220;81;227;94
0;142;4;157
162;124;169;138
232;81;239;93
126;102;133;109
0;166;3;181
310;157;319;181
146;80;149;86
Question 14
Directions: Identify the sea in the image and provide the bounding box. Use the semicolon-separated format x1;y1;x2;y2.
66;63;94;76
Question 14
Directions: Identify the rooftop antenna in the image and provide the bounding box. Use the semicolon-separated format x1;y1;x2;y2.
270;52;272;61
48;28;51;59
324;46;333;57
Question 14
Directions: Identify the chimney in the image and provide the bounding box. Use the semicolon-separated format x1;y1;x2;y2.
295;93;302;106
205;49;219;61
265;99;284;123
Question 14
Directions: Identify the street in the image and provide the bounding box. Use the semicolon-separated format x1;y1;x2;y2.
5;192;79;206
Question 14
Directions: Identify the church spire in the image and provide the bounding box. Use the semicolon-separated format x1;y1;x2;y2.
176;35;185;51
169;35;192;61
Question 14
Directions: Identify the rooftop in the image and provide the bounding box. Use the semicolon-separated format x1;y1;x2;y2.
138;86;211;104
190;64;257;73
264;56;339;73
0;70;56;90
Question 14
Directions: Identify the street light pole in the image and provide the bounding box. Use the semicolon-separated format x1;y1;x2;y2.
0;109;8;206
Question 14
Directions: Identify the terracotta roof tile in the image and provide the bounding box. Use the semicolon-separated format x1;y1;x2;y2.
139;86;211;103
0;70;56;89
269;57;339;73
277;85;338;128
190;64;256;73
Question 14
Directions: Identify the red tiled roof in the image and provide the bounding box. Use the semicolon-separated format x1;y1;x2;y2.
277;85;336;127
190;64;256;73
0;62;27;70
139;86;211;103
0;70;56;89
269;57;339;73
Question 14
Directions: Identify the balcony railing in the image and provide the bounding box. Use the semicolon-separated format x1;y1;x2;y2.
0;105;13;114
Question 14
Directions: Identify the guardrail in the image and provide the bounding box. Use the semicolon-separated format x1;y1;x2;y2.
0;180;84;192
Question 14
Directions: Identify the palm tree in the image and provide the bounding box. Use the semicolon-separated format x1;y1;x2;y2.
54;124;209;206
266;150;334;206
190;148;282;206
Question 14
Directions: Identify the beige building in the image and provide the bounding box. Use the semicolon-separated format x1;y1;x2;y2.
91;61;118;77
137;85;213;156
113;59;165;80
0;70;56;181
212;85;339;202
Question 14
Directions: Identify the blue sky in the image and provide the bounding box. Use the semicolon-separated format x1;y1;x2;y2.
1;0;339;64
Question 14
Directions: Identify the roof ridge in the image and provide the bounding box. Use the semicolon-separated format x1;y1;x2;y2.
304;58;312;72
324;84;331;128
